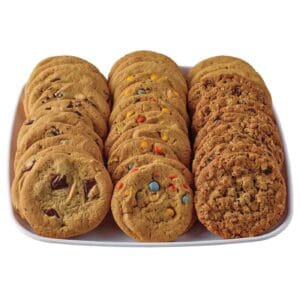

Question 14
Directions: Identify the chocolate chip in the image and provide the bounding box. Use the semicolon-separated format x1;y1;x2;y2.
74;111;82;117
51;78;61;83
83;179;97;199
44;208;59;218
22;159;36;173
24;119;34;125
45;107;51;111
232;85;242;96
50;126;60;136
84;99;97;108
262;166;273;174
51;174;68;190
247;108;256;113
202;106;211;116
66;102;73;108
203;79;214;89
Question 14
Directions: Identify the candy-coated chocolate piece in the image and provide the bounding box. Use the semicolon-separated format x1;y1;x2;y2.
148;180;160;192
137;89;146;95
128;162;134;170
181;193;190;204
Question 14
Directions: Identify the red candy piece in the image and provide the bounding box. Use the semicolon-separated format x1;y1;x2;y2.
167;183;176;192
116;181;124;191
136;116;146;123
183;183;189;189
149;96;157;102
153;145;164;155
131;167;139;173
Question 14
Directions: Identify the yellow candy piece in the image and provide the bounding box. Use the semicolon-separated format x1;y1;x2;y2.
165;208;175;218
161;107;170;113
150;74;159;81
124;89;131;96
126;111;135;118
124;189;131;196
126;75;135;82
160;132;168;141
140;141;149;149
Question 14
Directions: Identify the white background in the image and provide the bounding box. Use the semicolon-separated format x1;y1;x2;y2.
0;0;299;299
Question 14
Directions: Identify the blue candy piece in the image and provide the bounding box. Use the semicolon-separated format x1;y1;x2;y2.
137;89;146;95
181;193;190;204
148;180;160;192
128;162;135;170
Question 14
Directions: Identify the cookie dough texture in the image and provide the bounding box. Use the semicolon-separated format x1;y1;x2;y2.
12;55;112;238
189;55;286;239
107;50;193;242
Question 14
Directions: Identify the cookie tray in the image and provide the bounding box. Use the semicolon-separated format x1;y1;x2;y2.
8;76;293;247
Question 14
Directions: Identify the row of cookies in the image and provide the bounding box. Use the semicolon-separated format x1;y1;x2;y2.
188;56;287;238
105;51;195;242
12;56;113;238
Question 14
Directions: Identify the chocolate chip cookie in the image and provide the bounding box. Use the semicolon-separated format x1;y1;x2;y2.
20;151;113;238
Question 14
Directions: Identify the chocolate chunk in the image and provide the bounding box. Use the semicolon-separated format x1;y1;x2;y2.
83;179;97;199
51;174;68;190
232;85;242;96
262;166;273;174
45;107;51;111
203;79;214;89
50;126;60;136
24;119;34;125
66;102;73;108
74;111;82;117
44;208;59;218
84;99;97;108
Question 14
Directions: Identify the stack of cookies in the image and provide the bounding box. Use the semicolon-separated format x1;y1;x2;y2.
188;56;286;238
12;56;113;238
106;51;194;242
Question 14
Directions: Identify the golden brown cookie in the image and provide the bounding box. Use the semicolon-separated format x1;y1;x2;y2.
106;109;188;155
193;119;284;168
188;55;266;87
109;50;186;87
106;124;191;166
14;134;102;171
107;137;180;174
192;98;275;131
114;77;186;104
28;81;110;121
111;162;193;242
26;55;101;84
19;151;112;238
109;93;189;126
16;117;103;163
24;64;109;116
187;71;272;115
111;154;193;185
30;99;108;138
194;152;286;239
110;61;187;98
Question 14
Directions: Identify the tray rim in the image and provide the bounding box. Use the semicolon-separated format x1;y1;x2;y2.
8;72;293;247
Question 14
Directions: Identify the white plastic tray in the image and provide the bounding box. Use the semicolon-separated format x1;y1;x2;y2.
9;71;293;247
